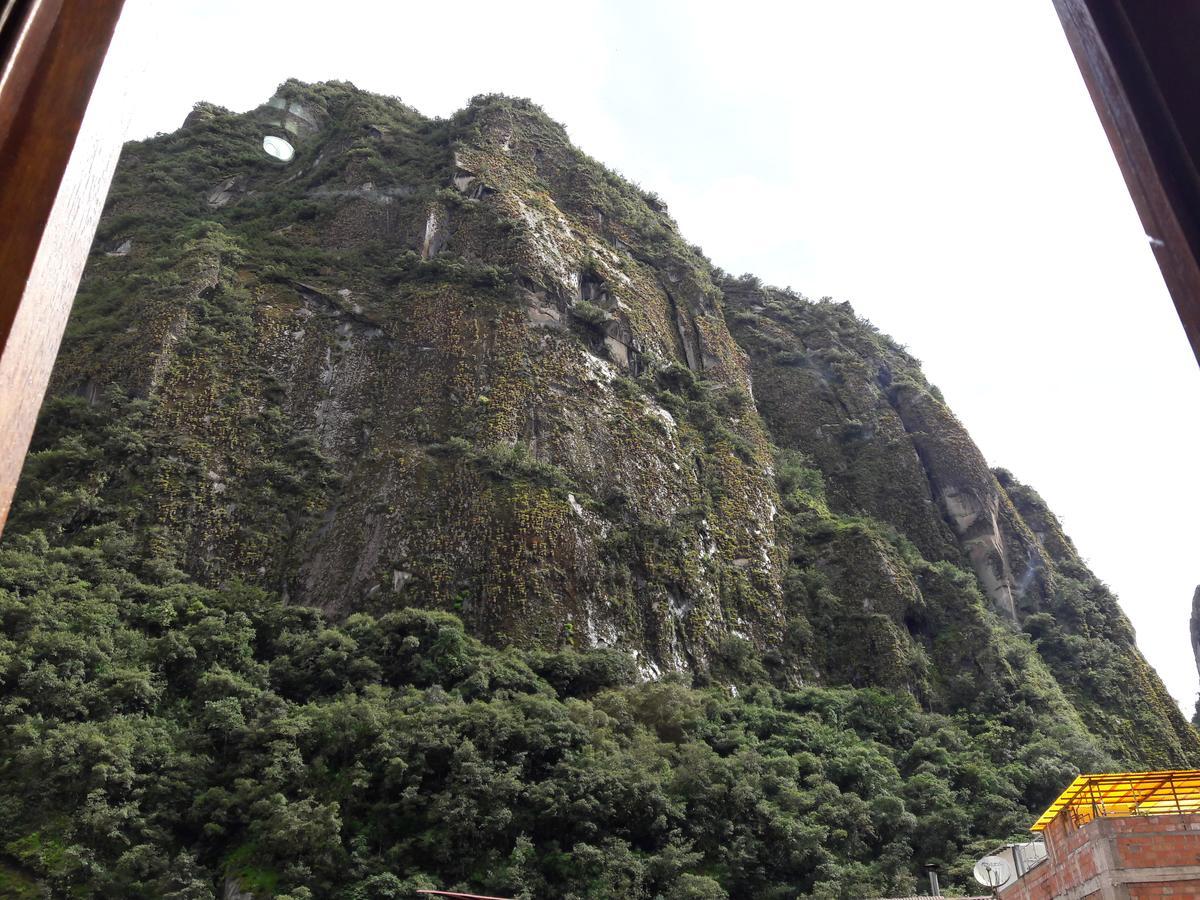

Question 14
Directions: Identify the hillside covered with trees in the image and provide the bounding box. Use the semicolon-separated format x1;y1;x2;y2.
0;81;1193;898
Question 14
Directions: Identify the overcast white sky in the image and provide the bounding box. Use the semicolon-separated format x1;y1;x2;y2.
106;1;1200;711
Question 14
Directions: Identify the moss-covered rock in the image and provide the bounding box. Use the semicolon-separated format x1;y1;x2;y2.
724;278;1199;765
14;79;1198;775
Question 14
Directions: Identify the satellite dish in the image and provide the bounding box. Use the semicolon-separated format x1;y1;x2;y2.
974;855;1012;887
262;135;295;162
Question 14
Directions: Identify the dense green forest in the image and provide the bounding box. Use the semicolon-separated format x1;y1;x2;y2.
0;392;1111;898
0;520;1103;898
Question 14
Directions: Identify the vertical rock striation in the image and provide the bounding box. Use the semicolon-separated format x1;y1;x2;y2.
1192;585;1200;722
11;79;1198;766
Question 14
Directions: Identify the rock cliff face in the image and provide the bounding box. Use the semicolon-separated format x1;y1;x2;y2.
1192;586;1200;722
14;80;1198;765
724;282;1194;763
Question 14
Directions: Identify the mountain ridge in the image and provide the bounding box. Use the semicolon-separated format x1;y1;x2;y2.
0;79;1194;898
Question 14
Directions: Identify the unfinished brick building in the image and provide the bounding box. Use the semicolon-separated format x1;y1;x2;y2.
999;771;1200;899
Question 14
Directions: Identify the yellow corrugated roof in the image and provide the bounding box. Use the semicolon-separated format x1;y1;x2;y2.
1031;769;1200;832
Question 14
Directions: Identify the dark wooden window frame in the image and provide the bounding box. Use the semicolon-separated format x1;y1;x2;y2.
1053;0;1200;367
0;0;126;533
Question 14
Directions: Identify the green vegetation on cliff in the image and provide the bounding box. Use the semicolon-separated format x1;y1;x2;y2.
2;80;1197;897
722;280;1200;766
0;520;1105;898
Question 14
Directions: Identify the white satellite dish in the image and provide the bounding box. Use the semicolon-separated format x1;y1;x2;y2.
974;855;1013;887
262;135;295;162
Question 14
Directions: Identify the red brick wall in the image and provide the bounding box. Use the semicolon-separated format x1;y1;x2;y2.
998;860;1057;900
999;813;1200;899
1128;884;1200;898
1128;883;1200;897
1110;813;1200;869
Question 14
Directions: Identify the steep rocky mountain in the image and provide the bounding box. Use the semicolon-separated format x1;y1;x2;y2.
1191;586;1200;722
0;81;1195;898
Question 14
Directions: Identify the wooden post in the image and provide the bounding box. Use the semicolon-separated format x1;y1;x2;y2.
0;0;126;534
1052;0;1200;367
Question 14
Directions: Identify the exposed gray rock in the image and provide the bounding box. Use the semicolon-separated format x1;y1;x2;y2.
937;485;1018;619
307;183;415;204
526;290;564;328
182;101;226;128
223;876;255;900
1191;585;1200;720
421;204;450;258
207;175;246;208
261;95;321;139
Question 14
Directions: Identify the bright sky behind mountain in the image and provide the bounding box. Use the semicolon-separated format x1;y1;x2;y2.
101;0;1200;711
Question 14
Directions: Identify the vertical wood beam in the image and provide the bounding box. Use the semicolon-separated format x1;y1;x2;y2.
1053;0;1200;367
0;0;125;533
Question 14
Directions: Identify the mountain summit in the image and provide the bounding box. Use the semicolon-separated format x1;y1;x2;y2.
1;80;1194;898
